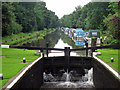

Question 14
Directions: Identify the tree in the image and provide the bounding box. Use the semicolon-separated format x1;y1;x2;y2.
60;2;110;30
2;2;22;36
84;2;109;29
34;2;45;30
103;2;120;44
13;2;38;33
2;1;59;36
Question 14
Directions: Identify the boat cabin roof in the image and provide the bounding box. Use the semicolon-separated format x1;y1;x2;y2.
74;29;85;35
74;29;84;33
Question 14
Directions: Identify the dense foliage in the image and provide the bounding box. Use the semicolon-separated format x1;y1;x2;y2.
2;2;59;36
60;2;119;44
103;2;120;44
60;2;110;29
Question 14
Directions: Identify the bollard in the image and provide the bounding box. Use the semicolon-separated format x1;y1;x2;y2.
38;50;40;53
39;50;41;56
0;74;3;80
23;57;26;63
111;57;114;62
34;52;37;55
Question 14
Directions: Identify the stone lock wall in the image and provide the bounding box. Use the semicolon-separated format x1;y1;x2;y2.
10;59;43;89
93;58;120;88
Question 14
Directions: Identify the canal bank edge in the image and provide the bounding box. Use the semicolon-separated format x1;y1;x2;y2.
93;52;120;80
1;54;43;90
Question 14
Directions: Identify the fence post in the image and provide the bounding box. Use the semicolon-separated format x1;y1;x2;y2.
100;37;103;45
85;42;88;57
64;47;70;71
91;48;93;57
46;42;49;57
91;38;97;49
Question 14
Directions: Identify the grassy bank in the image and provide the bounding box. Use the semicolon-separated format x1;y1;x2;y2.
2;31;42;45
0;48;40;88
96;49;119;72
2;28;56;45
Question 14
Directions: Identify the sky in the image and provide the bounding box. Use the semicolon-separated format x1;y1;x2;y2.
43;0;91;19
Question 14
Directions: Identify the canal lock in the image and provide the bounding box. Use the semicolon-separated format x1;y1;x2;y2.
6;30;120;89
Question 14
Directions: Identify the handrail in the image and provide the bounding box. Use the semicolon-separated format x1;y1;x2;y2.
1;44;119;51
1;44;119;58
70;44;119;51
9;45;64;51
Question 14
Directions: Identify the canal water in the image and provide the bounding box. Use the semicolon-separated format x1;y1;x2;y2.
22;30;91;57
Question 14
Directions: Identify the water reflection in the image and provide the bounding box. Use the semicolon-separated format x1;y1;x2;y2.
21;30;61;48
48;38;78;57
21;30;89;57
48;31;88;57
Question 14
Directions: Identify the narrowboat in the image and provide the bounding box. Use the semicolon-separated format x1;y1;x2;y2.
75;40;84;46
73;29;85;46
73;29;85;42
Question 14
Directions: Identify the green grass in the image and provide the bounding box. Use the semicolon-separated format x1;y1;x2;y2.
3;35;33;45
0;48;40;88
0;80;8;88
2;28;56;44
96;49;120;72
2;28;55;45
2;33;28;41
2;32;39;45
